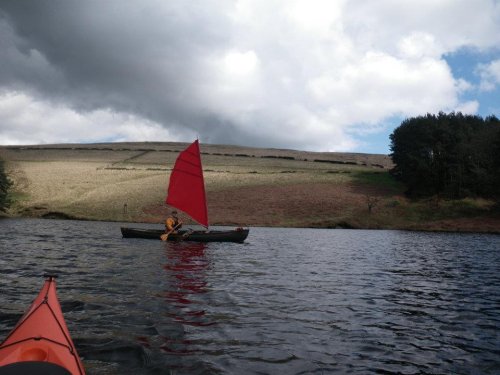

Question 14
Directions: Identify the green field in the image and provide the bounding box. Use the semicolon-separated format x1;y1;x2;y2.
1;143;498;233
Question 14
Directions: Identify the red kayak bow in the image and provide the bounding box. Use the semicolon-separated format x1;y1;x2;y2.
0;276;85;375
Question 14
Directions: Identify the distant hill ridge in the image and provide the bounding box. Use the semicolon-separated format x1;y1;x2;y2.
1;142;393;169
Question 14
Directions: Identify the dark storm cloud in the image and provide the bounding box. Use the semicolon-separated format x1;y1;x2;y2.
0;0;269;145
1;0;498;151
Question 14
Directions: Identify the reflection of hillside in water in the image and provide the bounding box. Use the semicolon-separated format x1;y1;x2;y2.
161;242;214;355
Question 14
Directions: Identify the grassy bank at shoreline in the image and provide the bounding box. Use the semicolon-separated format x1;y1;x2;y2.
1;142;499;233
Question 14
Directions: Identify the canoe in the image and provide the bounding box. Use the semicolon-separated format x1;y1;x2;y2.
129;140;248;243
0;276;85;375
121;227;249;243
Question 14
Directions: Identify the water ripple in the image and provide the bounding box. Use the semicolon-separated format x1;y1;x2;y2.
0;219;499;374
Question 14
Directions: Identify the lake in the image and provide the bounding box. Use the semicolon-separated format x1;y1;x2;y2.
0;218;499;374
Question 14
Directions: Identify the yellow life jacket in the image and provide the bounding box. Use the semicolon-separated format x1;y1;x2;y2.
165;217;180;231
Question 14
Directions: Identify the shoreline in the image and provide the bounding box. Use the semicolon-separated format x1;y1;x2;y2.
2;142;499;235
2;212;499;235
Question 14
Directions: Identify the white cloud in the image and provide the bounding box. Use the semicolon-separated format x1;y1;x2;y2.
398;32;442;59
455;78;473;93
0;0;499;152
454;100;480;114
194;0;498;151
308;52;459;120
223;50;259;76
478;59;500;91
284;0;345;37
342;0;500;54
0;91;190;145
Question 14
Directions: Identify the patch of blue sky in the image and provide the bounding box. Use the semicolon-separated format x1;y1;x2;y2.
444;47;500;116
355;48;500;154
350;115;404;154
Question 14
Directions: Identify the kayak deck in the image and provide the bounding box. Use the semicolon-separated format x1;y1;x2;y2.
0;276;85;375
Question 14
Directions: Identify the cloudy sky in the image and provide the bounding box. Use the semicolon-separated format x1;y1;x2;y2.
0;0;499;153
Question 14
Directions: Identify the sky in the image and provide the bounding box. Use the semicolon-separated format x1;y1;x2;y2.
0;0;499;154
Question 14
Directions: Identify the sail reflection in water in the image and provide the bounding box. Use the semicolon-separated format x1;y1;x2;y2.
2;219;498;374
160;242;214;355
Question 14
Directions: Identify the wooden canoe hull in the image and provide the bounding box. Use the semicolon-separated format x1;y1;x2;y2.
120;227;249;243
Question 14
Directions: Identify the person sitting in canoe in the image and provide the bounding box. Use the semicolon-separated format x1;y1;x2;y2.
165;210;183;234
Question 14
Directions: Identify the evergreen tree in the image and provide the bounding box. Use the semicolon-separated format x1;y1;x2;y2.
390;112;500;199
0;158;12;212
390;114;437;196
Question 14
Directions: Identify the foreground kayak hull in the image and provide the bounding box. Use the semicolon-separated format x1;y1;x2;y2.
0;276;85;375
121;227;249;243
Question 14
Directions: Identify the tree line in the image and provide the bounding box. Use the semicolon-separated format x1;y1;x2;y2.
390;112;500;199
0;158;11;212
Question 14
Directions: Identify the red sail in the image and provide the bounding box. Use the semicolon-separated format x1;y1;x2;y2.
166;140;209;228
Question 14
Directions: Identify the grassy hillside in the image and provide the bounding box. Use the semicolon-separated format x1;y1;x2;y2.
1;142;499;233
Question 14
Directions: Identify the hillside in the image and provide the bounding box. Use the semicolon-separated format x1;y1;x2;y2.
1;142;499;233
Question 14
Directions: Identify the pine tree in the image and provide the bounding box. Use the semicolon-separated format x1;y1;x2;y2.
390;112;500;199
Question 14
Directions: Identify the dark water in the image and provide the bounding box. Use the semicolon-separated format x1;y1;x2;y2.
0;218;499;374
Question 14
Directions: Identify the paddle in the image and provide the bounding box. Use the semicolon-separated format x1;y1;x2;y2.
160;222;182;241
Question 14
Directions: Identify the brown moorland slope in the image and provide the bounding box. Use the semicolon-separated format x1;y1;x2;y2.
1;142;499;233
